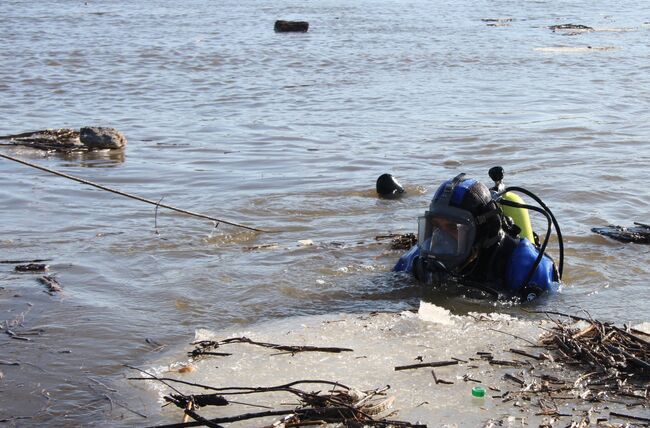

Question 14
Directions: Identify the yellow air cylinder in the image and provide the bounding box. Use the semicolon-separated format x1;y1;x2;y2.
500;192;535;242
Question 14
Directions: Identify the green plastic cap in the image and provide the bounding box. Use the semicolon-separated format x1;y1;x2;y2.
471;386;486;398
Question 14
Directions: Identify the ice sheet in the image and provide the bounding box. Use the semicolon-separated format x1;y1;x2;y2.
132;303;641;427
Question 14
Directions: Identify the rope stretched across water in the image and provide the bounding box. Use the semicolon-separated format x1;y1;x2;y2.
0;153;266;232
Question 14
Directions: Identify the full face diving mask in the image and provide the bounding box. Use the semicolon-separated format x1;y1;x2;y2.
417;175;478;273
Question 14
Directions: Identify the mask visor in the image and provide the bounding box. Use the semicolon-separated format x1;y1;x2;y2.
418;215;472;257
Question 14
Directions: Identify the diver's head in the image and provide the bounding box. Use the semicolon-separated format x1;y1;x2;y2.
417;173;502;274
376;173;405;199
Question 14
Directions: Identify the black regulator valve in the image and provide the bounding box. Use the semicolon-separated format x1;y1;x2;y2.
488;166;505;193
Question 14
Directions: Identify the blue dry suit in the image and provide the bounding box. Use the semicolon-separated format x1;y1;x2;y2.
394;238;560;297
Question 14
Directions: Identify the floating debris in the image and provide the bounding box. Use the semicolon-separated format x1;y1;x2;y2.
534;46;617;53
38;275;62;293
0;259;51;264
549;23;594;35
482;18;513;22
244;243;279;251
592;223;650;244
274;20;309;33
375;233;417;250
482;17;513;27
14;263;48;272
0;127;126;152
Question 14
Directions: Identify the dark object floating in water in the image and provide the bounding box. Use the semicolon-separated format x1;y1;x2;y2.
39;275;62;293
15;263;48;272
549;23;594;33
481;17;512;27
375;233;417;250
376;173;405;199
274;20;309;32
592;222;650;244
0;127;127;152
79;126;127;150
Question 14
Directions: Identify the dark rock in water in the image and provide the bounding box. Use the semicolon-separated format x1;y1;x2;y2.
274;20;309;33
376;173;405;199
592;223;650;244
79;127;127;150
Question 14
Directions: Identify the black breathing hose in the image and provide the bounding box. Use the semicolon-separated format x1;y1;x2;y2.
498;199;552;289
498;186;564;279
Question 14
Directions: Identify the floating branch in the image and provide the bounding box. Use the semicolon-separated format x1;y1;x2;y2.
0;259;51;264
39;275;62;293
0;153;266;232
0;128;83;151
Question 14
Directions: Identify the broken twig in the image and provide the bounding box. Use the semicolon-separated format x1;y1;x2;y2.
394;360;459;371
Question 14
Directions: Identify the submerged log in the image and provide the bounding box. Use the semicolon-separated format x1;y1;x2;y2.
592;223;650;244
274;20;309;33
39;275;62;293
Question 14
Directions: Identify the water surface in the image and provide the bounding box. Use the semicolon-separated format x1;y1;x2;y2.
0;0;649;425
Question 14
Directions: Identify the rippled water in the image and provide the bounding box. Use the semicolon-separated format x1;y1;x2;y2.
1;0;649;425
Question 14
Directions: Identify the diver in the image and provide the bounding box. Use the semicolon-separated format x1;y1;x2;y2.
393;167;563;301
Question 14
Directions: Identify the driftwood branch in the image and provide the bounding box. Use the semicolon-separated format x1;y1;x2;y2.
394;360;459;371
189;337;353;358
128;369;424;428
39;275;62;293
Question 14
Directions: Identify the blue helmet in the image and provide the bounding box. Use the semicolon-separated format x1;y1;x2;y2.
417;174;502;273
